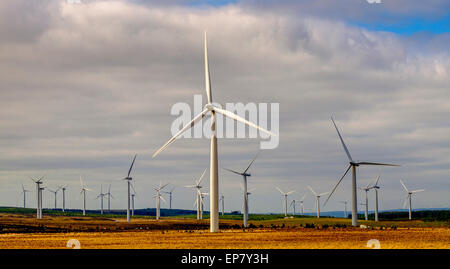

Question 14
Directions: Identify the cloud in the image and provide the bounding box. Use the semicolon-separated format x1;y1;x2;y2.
0;0;448;212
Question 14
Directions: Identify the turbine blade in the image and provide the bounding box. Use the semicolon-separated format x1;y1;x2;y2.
319;192;330;197
223;168;243;176
130;183;138;197
275;187;285;195
204;31;212;104
127;154;137;177
160;195;166;203
323;164;352;207
197;168;208;186
411;189;425;193
308;186;317;196
160;183;170;191
153;109;208;158
213;107;276;136
400;179;409;192
331;116;353;163
244;151;260;174
403;194;409;209
286;190;295;195
358;162;400;166
184;185;197;188
300;193;307;201
374;175;381;187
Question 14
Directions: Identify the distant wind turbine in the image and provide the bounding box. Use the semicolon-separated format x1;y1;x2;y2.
276;187;295;216
105;184;114;212
340;201;348;218
185;169;207;220
369;175;381;221
219;194;225;215
122;154;137;222
95;185;107;215
80;176;91;216
20;183;31;208
324;117;399;226
57;185;68;212
299;193;307;215
163;186;176;210
400;179;424;220
154;182;169;220
30;176;45;219
47;186;61;210
152;32;275;233
308;186;329;218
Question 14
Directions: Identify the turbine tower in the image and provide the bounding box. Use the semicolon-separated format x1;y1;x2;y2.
308;186;329;218
152;32;275;232
80;176;91;216
30;176;44;219
276;187;295;217
324;117;399;226
105;184;114;212
154;182;169;220
47;186;62;210
219;194;225;215
400;179;424;220
340;201;348;218
359;181;373;221
130;183;137;216
290;199;299;215
299;194;307;215
38;185;45;218
20;183;31;208
57;185;68;212
369;175;381;221
224;151;260;228
95;185;107;215
123;154;137;222
185;169;207;220
163;186;176;210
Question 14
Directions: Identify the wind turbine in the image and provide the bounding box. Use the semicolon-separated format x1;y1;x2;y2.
154;182;169;220
400;179;424;220
57;185;68;212
80;176;91;216
130;183;137;216
369;175;381;221
340;201;348;218
290;199;299;215
219;194;225;215
308;186;329;218
224;151;260;228
185;169;207;220
163;186;176;210
47;186;61;210
95;185;107;215
20;183;31;208
358;180;374;221
30;176;44;219
298;193;307;215
276;187;295;217
38;185;45;217
105;184;114;212
122;154;137;222
324;117;399;226
152;32;275;233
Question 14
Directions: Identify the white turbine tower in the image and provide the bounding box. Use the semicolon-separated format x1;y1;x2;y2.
20;183;31;208
80;176;91;216
340;201;348;218
163;186;176;210
276;187;295;217
95;185;107;215
154;182;169;220
324;117;399;226
185;169;207;220
359;180;374;221
38;185;45;217
130;183;137;216
290;199;299;215
57;185;68;212
152;32;275;232
30;176;44;219
308;186;329;218
122;154;137;222
400;179;424;220
224;151;260;228
105;184;114;212
299;194;307;215
369;175;381;221
219;194;225;215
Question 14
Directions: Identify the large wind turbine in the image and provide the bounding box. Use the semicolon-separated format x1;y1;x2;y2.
276;187;295;217
308;186;329;218
324;117;399;226
20;183;31;208
163;186;176;210
95;185;106;215
30;176;44;219
152;32;275;233
224;152;260;228
154;182;169;220
185;169;207;220
80;176;91;216
123;154;137;222
400;179;424;220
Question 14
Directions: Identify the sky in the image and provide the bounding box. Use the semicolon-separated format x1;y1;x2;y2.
0;0;449;214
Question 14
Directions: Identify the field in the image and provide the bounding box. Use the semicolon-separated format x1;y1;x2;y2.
0;213;449;249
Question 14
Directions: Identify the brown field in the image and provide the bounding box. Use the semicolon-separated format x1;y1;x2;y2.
0;213;449;249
